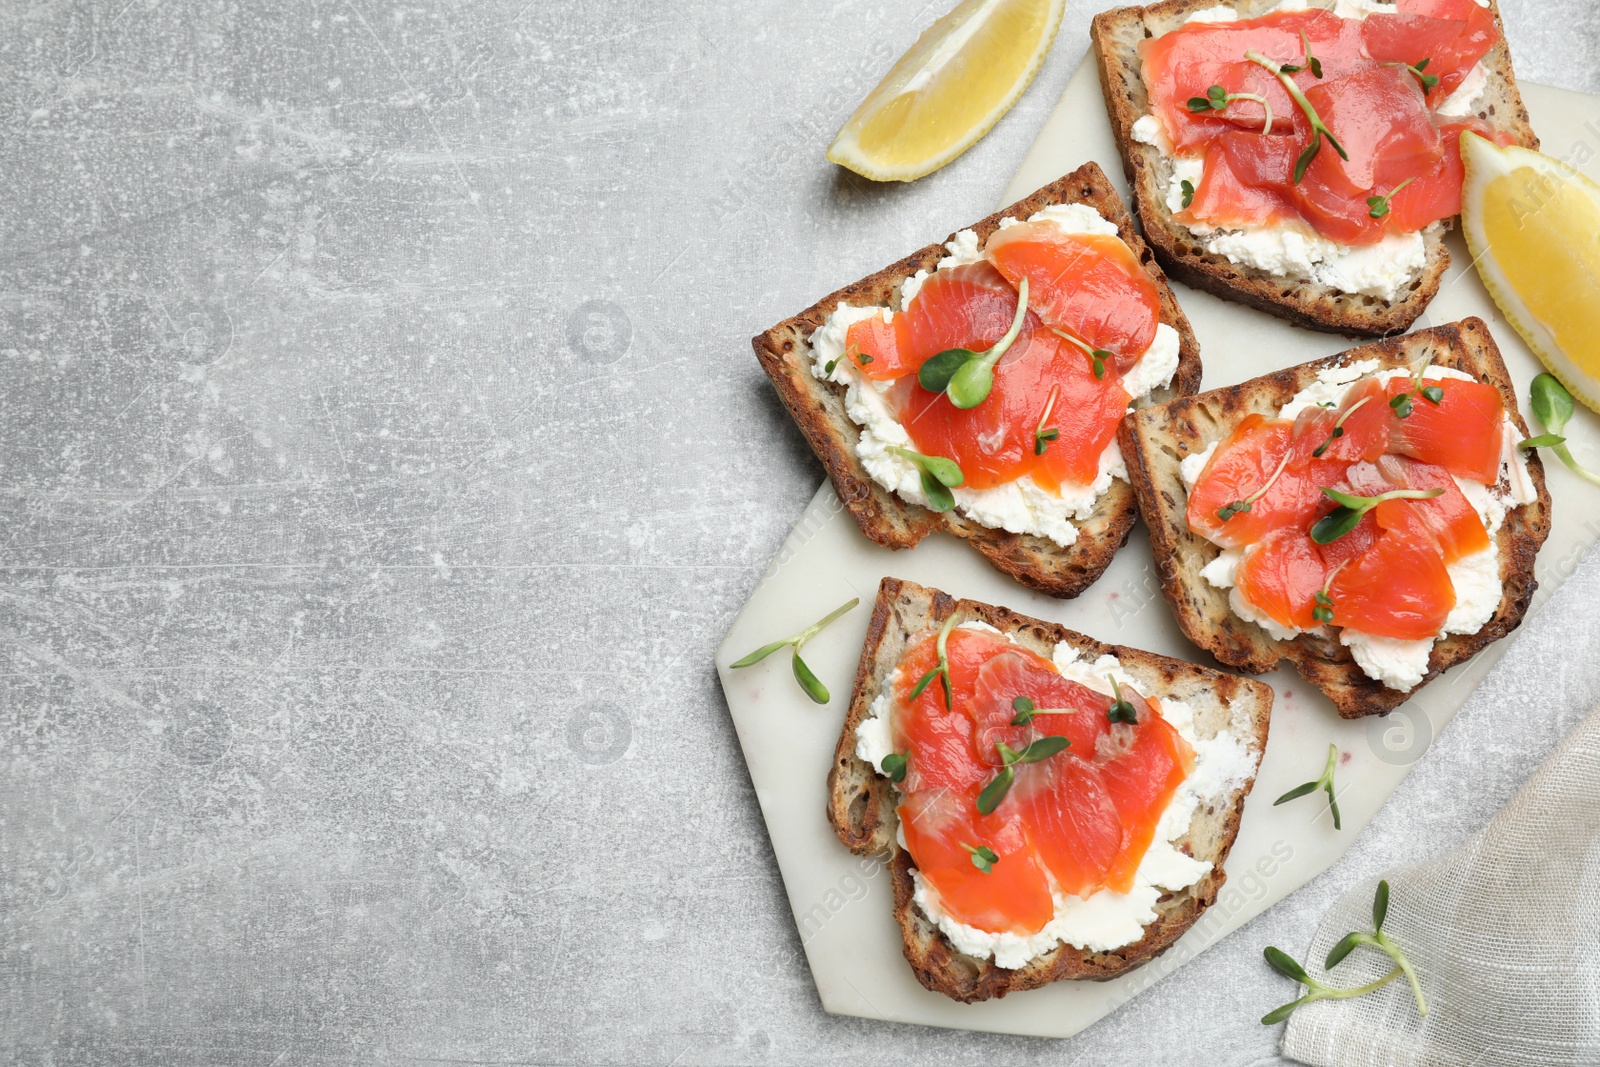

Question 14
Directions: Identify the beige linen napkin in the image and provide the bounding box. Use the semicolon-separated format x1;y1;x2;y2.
1282;703;1600;1067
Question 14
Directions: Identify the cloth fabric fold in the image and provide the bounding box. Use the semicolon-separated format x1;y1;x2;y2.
1282;702;1600;1067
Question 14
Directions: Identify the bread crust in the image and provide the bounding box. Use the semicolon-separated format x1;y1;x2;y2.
1119;317;1551;719
825;577;1274;1002
752;162;1201;599
1090;0;1538;337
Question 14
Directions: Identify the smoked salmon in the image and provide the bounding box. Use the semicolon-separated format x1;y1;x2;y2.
1190;365;1501;651
1141;1;1505;245
838;226;1152;493
888;625;1195;934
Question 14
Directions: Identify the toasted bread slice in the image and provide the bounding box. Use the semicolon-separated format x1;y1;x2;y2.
1091;0;1538;337
825;577;1273;1002
1119;317;1551;719
752;162;1201;599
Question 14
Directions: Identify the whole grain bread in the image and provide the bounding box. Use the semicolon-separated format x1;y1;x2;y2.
1119;317;1551;719
752;162;1201;599
1091;0;1538;337
825;576;1273;1002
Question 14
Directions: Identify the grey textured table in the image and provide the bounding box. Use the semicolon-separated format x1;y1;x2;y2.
4;2;1599;1064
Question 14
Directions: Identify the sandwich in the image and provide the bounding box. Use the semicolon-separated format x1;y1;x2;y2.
827;576;1272;1002
1120;317;1551;718
1092;0;1537;336
753;162;1200;599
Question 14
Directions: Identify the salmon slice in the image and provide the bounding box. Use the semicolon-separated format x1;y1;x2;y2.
844;262;1036;383
1296;67;1442;244
889;629;994;795
1183;131;1302;230
1186;414;1336;548
1095;703;1195;893
1385;376;1505;484
896;331;1128;492
1287;377;1393;467
1385;119;1515;233
1012;754;1123;899
898;787;1056;935
967;646;1113;762
1234;526;1331;631
901;261;1039;367
1363;0;1501;99
842;312;912;382
1345;456;1490;562
984;223;1160;365
1327;515;1455;640
1139;10;1371;153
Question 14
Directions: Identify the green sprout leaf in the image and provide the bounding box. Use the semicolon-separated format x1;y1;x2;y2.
909;613;960;710
1522;373;1600;486
1010;695;1036;726
1181;178;1195;208
881;752;908;783
728;598;860;703
909;665;941;702
976;765;1015;815
1050;329;1112;382
1107;677;1139;724
1188;83;1274;133
1273;743;1341;829
889;446;965;512
1420;384;1444;405
1015;736;1070;763
1318;880;1427;1018
1367;176;1416;219
1265;945;1311;984
1033;384;1061;457
1311;487;1443;545
792;652;829;704
1324;931;1364;970
944;277;1029;409
963;843;1000;873
918;347;978;393
730;639;791;669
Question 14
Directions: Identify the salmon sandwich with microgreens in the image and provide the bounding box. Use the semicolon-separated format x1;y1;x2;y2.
753;162;1200;599
1121;318;1551;719
827;577;1272;1002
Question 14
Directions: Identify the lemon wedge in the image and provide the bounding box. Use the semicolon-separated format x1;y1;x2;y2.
1460;131;1600;413
826;0;1065;182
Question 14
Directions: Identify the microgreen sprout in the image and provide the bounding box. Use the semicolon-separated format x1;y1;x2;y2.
1260;930;1405;1025
1050;328;1111;381
1310;485;1443;544
918;277;1030;409
1311;395;1374;458
1322;879;1428;1017
976;735;1071;815
881;752;908;783
1279;30;1323;79
1366;176;1416;219
1034;385;1062;456
1519;373;1600;486
1107;678;1139;724
1216;448;1293;522
1309;560;1348;625
824;357;840;376
1180;178;1196;209
888;446;965;512
1402;57;1439;93
909;613;961;711
1273;742;1342;829
1388;358;1442;418
730;597;861;704
1244;50;1348;182
963;843;1000;873
1010;695;1036;726
1188;82;1275;135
